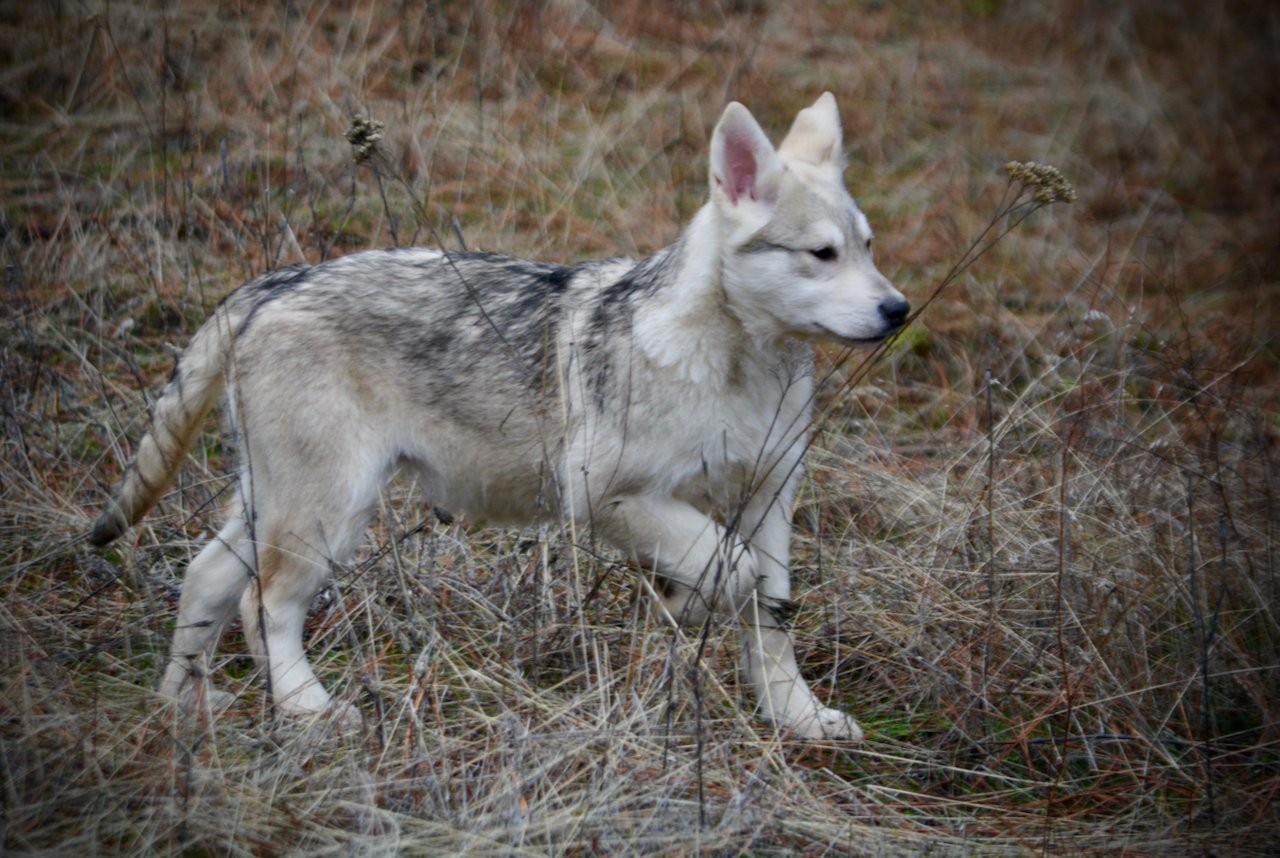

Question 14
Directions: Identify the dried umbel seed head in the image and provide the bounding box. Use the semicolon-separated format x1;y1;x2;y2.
1004;160;1077;204
346;116;385;164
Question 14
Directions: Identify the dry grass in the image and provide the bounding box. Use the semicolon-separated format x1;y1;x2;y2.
2;1;1277;854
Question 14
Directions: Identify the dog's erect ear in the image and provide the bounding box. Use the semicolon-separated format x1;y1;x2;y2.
710;102;782;208
778;91;844;168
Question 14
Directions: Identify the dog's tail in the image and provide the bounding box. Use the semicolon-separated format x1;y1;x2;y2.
90;307;238;547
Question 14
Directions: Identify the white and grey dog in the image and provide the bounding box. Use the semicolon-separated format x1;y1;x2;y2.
92;92;908;740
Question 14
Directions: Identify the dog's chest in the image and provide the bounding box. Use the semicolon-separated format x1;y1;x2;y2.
627;357;813;502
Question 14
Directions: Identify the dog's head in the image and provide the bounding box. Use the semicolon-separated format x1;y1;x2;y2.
709;93;908;345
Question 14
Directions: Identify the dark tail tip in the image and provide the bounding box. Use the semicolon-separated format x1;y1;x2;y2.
89;502;128;547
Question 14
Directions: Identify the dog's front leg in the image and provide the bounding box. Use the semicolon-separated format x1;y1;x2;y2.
599;495;759;625
739;493;864;741
600;493;861;740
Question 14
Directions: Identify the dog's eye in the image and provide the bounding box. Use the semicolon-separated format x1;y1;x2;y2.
865;238;873;251
808;246;837;262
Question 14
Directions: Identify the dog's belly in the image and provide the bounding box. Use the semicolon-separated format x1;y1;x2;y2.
396;432;561;525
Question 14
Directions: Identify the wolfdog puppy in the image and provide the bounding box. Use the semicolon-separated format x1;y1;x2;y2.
92;92;908;740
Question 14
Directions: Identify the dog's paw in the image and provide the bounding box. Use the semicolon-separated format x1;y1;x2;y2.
785;706;864;742
272;700;363;748
278;696;362;732
325;701;363;732
166;683;237;720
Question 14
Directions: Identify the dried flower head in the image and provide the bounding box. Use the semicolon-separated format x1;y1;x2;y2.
346;116;385;164
1004;160;1077;204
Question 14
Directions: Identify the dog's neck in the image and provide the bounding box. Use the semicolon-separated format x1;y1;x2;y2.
633;205;801;386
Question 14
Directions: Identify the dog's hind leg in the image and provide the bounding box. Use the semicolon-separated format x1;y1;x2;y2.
236;461;380;724
238;543;339;720
159;504;254;713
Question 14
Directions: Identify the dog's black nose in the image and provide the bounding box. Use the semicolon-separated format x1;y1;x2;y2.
878;298;910;329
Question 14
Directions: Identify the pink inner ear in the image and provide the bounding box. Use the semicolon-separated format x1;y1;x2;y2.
722;130;758;204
